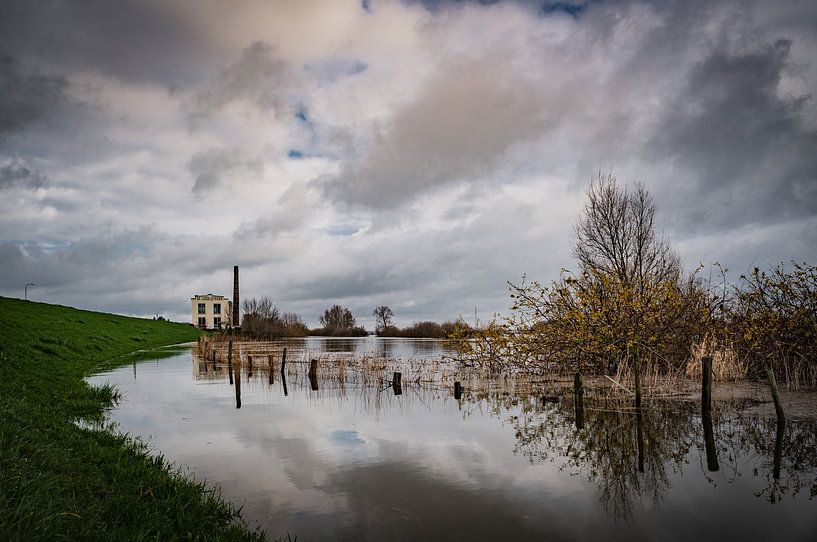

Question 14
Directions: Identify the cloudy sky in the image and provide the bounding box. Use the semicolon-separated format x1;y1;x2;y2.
1;0;816;328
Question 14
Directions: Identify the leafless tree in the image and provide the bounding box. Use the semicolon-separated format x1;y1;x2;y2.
574;172;680;292
241;297;307;338
373;305;394;333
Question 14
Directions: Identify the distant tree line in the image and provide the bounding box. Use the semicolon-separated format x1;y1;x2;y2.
240;299;469;340
371;305;469;338
377;320;463;339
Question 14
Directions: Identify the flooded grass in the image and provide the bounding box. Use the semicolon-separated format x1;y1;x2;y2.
194;337;812;414
0;296;268;541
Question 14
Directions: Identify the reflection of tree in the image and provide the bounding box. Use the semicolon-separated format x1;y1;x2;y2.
711;413;817;504
323;338;358;353
476;389;817;522
513;398;694;520
375;339;395;359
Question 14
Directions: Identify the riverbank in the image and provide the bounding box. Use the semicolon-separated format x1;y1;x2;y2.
0;296;267;541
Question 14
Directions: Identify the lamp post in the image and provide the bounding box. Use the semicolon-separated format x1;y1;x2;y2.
25;283;35;300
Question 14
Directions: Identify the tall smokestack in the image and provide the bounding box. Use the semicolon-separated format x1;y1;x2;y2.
233;265;239;327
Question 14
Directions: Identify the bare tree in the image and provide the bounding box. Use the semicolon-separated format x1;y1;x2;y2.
242;297;280;323
241;298;307;338
493;173;707;375
574;172;680;292
373;305;394;333
242;297;281;338
320;304;356;330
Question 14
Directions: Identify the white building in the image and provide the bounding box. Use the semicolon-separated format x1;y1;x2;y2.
191;294;232;330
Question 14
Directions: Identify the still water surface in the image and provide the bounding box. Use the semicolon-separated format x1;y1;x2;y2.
87;341;817;541
278;335;456;358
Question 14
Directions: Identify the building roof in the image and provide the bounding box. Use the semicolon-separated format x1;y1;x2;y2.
191;294;230;301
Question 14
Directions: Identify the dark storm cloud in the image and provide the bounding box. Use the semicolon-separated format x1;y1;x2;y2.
0;229;162;291
319;57;549;209
0;228;249;317
187;147;263;193
0;54;68;137
187;41;291;123
405;0;591;17
651;39;817;231
0;0;210;87
0;159;48;190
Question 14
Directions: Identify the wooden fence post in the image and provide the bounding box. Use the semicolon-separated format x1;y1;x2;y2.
234;357;242;409
633;344;642;411
574;372;585;430
702;355;713;416
227;341;234;385
454;381;462;400
702;413;720;472
636;410;645;473
393;372;402;396
773;419;785;480
701;355;719;472
766;362;786;424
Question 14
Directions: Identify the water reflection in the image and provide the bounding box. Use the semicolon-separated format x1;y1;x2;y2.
277;336;455;359
501;395;691;520
93;348;817;541
499;390;817;520
702;412;719;472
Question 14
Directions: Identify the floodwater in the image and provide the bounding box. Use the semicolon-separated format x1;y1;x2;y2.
87;342;817;541
277;335;456;359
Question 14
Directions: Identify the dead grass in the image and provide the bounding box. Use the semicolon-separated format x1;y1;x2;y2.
685;336;747;382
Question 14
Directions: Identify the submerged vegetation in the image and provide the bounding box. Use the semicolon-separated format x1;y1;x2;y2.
449;174;817;388
0;297;266;541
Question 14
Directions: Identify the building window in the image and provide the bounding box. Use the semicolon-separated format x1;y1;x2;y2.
197;316;206;328
214;303;221;314
214;317;221;328
198;303;206;314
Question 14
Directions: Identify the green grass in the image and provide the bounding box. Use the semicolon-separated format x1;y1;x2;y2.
0;296;268;541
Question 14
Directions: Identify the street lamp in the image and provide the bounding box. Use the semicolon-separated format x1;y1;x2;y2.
25;283;35;300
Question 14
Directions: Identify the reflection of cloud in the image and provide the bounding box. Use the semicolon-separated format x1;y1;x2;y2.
88;352;577;538
329;430;366;445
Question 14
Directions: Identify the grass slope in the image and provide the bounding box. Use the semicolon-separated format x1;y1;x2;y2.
0;297;266;541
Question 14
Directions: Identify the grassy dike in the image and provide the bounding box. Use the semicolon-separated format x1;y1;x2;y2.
0;297;267;541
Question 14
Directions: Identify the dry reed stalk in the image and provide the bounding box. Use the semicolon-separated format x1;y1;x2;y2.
686;336;746;381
